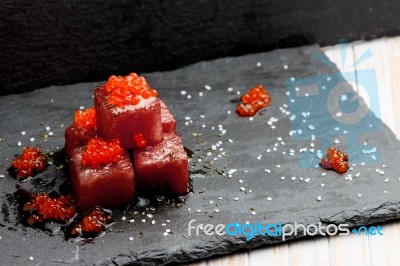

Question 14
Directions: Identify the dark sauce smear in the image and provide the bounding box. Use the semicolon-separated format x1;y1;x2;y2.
8;149;193;241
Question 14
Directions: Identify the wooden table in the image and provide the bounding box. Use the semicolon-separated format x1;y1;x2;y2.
185;36;400;266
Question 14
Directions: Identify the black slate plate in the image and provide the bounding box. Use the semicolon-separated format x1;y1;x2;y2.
1;45;400;265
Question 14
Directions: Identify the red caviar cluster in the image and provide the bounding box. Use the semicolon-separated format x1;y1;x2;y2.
12;147;47;179
320;147;349;174
132;133;148;148
105;73;158;108
74;107;96;130
69;207;112;237
236;84;271;116
81;137;124;169
23;194;77;226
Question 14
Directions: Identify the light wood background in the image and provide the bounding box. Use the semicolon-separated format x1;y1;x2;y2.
184;36;400;266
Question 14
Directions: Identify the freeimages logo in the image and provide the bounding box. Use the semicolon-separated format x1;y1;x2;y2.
285;40;382;168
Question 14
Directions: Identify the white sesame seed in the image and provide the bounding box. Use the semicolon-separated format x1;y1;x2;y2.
181;90;187;95
30;138;35;142
48;132;54;136
321;183;325;187
237;91;241;95
29;256;34;261
283;65;288;69
291;177;296;181
21;131;26;135
141;219;146;223
276;164;281;168
257;155;262;160
239;179;243;183
152;220;156;224
256;62;262;67
358;194;362;198
249;117;254;121
45;126;50;131
384;191;387;194
240;187;246;191
79;106;85;110
17;141;21;146
218;197;223;200
336;112;342;117
234;197;239;201
251;211;256;215
199;92;203;97
129;219;135;223
121;216;126;221
265;169;271;174
197;209;201;213
163;232;168;236
147;214;153;218
215;209;220;213
129;237;134;241
334;139;340;144
305;178;310;183
187;95;192;99
267;197;272;201
317;196;322;201
384;178;389;183
227;87;233;92
204;85;211;90
281;176;285;180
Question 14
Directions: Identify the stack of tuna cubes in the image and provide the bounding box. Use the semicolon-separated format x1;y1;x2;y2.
65;73;189;211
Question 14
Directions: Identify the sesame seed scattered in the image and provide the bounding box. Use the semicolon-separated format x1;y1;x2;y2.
187;95;192;99
240;187;246;191
147;214;153;218
129;219;135;223
29;256;34;261
199;92;204;97
181;90;187;95
384;190;387;194
267;197;272;201
321;183;325;187
129;237;134;241
256;62;262;67
234;197;239;201
317;196;322;201
249;117;254;121
197;209;201;213
384;178;389;183
283;65;288;69
237;91;241;95
334;139;340;144
227;87;233;92
291;177;296;181
17;141;21;146
141;219;146;223
30;138;35;142
121;216;126;221
257;155;262;160
163;232;168;236
281;176;285;180
304;178;310;183
79;106;85;110
215;209;220;213
239;179;243;183
152;220;156;224
21;131;26;135
218;197;223;200
265;169;271;174
251;211;256;215
205;85;212;90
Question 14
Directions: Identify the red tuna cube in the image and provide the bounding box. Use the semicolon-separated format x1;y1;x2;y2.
70;148;135;211
133;133;189;196
159;99;176;133
65;125;96;158
95;86;163;149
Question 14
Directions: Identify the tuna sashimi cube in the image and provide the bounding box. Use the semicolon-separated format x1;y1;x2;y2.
64;124;96;158
159;99;176;133
95;86;163;149
70;148;135;211
133;133;189;196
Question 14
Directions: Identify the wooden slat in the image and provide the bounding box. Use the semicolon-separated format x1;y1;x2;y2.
288;237;330;266
248;242;289;266
207;251;248;266
383;36;400;137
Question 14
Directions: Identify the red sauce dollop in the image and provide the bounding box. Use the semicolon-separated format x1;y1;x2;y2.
105;73;158;108
81;137;124;169
74;107;96;130
69;207;113;237
11;147;47;179
236;84;271;116
23;194;77;225
320;147;349;174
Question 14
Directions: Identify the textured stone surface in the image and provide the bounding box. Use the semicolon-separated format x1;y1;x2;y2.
1;45;400;265
2;0;400;95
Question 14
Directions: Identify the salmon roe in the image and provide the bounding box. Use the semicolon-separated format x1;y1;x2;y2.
23;194;77;226
81;137;124;169
69;207;113;237
320;147;349;174
132;133;148;148
74;107;96;130
105;73;158;108
236;84;271;116
11;147;47;179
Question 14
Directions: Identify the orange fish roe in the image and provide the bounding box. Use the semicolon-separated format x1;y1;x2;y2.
11;147;47;179
105;73;158;108
74;107;96;130
236;84;271;116
320;147;349;174
23;194;77;225
132;133;148;148
81;137;124;169
69;207;113;237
